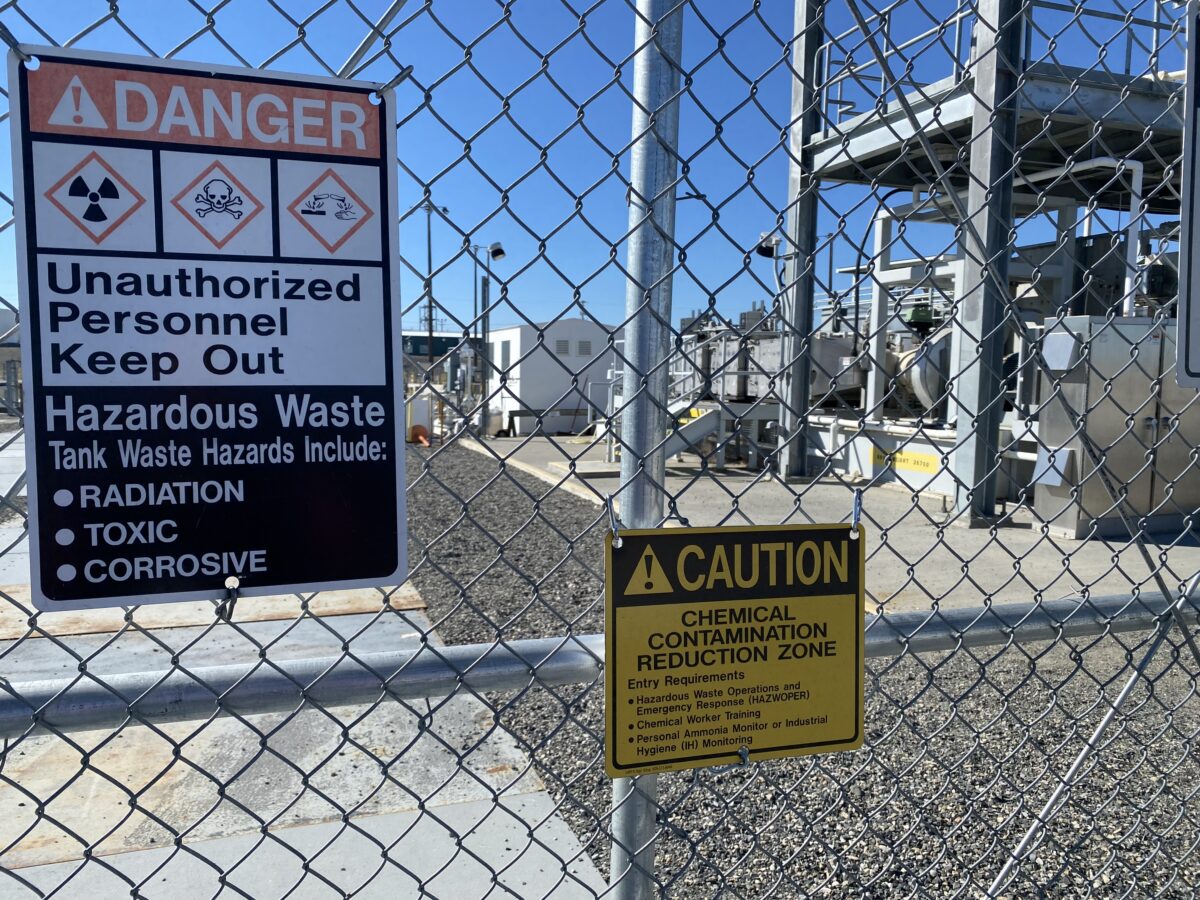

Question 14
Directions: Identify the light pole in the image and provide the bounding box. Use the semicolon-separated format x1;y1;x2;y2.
423;200;448;372
470;244;484;348
469;244;482;406
757;231;812;478
757;232;801;313
478;241;506;438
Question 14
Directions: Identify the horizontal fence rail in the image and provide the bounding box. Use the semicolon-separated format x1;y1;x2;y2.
3;594;1191;740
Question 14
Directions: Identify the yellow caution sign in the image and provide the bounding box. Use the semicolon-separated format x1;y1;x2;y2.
605;524;865;777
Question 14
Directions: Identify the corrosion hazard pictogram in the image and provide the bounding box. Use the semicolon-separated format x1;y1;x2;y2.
287;168;373;253
45;151;145;244
171;161;264;249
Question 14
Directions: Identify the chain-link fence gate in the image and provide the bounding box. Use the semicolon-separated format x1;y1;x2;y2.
1;0;1199;896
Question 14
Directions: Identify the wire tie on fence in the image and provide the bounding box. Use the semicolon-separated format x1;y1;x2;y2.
0;23;31;62
849;488;862;538
372;64;413;99
607;495;622;549
216;575;240;623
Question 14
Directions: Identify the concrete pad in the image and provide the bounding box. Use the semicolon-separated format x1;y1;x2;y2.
0;582;424;640
547;460;621;478
0;613;548;872
0;528;29;583
0;608;432;681
0;433;24;469
545;459;700;480
0;434;26;499
8;792;606;899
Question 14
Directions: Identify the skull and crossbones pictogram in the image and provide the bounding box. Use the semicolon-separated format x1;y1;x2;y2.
194;178;243;219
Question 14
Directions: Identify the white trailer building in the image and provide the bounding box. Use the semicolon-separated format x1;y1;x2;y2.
486;318;614;436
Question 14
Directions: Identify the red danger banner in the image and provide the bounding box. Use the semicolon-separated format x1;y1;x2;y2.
26;59;380;157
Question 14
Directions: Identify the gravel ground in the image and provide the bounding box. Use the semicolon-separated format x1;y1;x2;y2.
407;443;1200;899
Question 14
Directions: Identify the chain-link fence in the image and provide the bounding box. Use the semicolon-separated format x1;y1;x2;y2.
1;0;1199;896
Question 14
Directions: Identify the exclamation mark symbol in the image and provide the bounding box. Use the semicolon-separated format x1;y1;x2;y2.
70;84;83;125
49;77;107;130
623;546;668;595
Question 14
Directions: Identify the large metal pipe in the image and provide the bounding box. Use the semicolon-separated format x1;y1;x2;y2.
617;0;683;523
1;594;1190;741
611;1;685;896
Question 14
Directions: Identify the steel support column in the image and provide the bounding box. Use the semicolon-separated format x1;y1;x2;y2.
950;0;1024;520
611;1;684;896
777;0;825;478
864;213;894;419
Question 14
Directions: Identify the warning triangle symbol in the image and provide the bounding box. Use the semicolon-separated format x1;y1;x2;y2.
623;546;673;596
48;76;108;129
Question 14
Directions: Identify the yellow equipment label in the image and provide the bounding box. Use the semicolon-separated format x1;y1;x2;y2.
605;524;864;777
871;446;940;474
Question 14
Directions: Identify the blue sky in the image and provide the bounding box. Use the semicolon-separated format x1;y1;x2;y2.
0;0;1187;333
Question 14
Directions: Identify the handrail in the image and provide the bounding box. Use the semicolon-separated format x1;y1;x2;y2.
820;8;975;85
1031;0;1180;31
818;0;1182;122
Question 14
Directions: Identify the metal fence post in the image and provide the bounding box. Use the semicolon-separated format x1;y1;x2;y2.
777;0;825;478
611;0;684;896
949;0;1023;521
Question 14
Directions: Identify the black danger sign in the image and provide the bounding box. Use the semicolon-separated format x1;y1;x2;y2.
9;47;406;609
606;524;864;777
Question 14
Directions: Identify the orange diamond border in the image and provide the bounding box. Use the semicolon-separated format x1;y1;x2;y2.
287;168;374;254
171;161;264;250
45;151;146;245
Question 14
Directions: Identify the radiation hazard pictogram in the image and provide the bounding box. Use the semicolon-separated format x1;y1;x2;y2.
624;546;673;596
45;151;145;244
171;161;264;249
287;168;373;253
